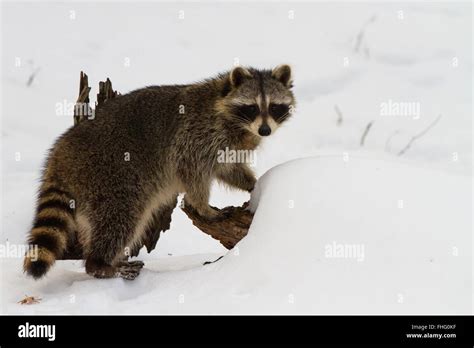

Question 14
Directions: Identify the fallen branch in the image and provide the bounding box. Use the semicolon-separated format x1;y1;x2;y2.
181;202;253;250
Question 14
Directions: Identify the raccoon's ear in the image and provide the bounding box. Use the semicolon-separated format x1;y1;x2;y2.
272;64;293;88
230;66;252;88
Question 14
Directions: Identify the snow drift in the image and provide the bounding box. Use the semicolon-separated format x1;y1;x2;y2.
3;156;470;314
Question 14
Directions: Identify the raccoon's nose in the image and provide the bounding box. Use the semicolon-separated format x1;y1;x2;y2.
258;124;271;136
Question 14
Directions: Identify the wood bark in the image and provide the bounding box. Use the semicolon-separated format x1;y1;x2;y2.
73;71;91;125
181;202;253;250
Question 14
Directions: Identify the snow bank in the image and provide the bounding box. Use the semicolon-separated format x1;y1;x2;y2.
3;156;470;314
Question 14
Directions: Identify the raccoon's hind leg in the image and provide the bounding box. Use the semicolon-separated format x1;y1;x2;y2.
117;260;145;280
84;208;144;280
85;258;144;280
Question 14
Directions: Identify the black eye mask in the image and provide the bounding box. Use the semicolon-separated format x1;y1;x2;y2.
236;104;260;121
269;103;290;122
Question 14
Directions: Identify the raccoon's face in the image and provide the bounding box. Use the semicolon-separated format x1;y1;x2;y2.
222;65;295;137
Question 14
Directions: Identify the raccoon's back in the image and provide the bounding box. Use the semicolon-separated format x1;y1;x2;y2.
66;85;183;156
88;85;184;142
43;86;184;199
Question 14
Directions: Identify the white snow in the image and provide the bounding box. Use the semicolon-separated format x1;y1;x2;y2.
0;1;472;314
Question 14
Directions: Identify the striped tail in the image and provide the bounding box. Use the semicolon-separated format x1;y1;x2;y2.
24;187;75;279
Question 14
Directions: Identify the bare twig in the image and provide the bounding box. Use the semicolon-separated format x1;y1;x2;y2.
360;121;374;146
397;115;442;156
353;14;377;54
26;67;41;87
334;105;343;126
354;31;365;53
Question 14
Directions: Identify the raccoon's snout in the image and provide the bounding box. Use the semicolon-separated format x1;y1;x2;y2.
258;124;271;136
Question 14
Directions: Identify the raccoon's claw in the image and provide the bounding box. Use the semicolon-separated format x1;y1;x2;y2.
116;260;144;280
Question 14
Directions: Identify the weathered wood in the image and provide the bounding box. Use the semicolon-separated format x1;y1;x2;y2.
74;71;91;125
130;195;178;257
181;202;253;249
96;78;118;107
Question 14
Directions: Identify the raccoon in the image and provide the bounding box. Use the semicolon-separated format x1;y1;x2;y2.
24;65;295;280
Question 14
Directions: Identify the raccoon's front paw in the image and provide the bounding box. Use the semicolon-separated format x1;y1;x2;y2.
243;177;256;193
189;204;216;220
241;181;254;193
116;260;144;281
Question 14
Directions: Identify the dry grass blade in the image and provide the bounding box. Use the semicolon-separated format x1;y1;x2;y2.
18;295;42;305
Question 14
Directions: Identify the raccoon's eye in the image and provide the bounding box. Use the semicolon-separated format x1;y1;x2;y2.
269;103;290;121
237;104;260;120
